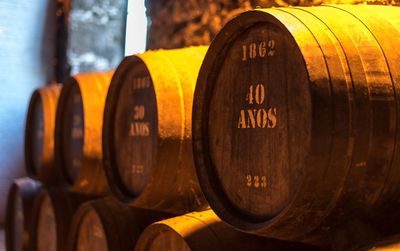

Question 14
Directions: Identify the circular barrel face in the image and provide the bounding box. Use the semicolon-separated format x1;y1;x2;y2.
37;196;57;251
29;96;45;175
113;60;158;197
62;83;84;182
203;21;310;220
76;208;108;251
12;192;24;251
145;228;191;251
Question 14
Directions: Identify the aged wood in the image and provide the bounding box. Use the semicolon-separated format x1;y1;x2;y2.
356;234;400;251
135;210;321;251
5;178;42;251
192;5;399;245
103;47;209;214
30;188;91;251
25;84;62;185
55;71;114;195
329;4;400;236
68;197;171;251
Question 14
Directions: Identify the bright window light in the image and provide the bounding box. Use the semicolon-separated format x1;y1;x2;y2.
125;0;148;56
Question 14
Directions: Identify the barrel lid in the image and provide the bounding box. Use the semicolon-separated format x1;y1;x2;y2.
75;208;108;251
37;195;57;251
6;185;24;251
56;78;85;184
193;9;313;223
25;90;44;178
6;178;42;251
103;56;158;201
136;224;191;251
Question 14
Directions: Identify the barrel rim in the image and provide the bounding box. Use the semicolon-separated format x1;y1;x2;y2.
192;9;313;231
25;89;43;178
55;77;84;185
102;55;149;202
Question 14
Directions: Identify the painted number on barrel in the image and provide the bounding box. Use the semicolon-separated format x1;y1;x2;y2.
71;115;83;139
242;40;275;61
133;105;145;120
129;105;150;137
132;76;151;90
131;164;144;174
238;84;277;129
246;175;267;188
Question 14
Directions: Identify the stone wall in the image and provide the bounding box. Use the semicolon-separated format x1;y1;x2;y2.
145;0;397;50
67;0;127;75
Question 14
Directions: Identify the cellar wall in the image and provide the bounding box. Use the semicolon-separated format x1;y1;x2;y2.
0;0;57;226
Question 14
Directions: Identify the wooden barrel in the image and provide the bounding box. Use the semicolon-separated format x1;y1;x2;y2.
25;84;62;185
135;210;321;251
30;188;91;251
55;71;114;195
356;235;400;251
68;197;171;251
103;47;209;214
5;178;42;251
192;5;400;244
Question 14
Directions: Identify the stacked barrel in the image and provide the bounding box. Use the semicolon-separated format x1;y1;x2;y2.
6;4;400;251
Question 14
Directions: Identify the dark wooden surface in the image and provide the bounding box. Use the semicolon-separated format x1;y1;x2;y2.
30;189;92;251
113;61;157;197
0;229;4;251
25;85;62;185
59;81;84;183
5;178;42;251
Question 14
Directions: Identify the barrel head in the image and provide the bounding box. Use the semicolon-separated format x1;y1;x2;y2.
76;208;108;251
104;57;158;200
195;13;311;221
37;195;57;251
136;225;191;251
60;80;85;183
25;92;45;177
7;187;24;251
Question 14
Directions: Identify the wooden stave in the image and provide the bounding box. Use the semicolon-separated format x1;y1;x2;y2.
300;2;395;218
300;5;395;245
329;4;400;237
193;5;398;244
261;7;354;242
25;84;62;185
103;47;209;215
68;197;171;251
54;71;114;195
5;178;42;251
30;188;91;251
134;210;322;251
